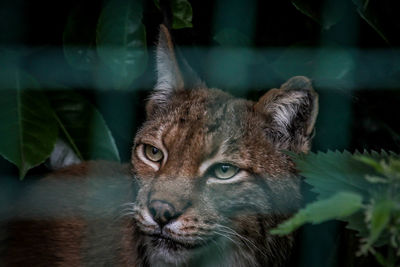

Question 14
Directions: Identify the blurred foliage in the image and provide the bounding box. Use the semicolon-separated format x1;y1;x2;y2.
0;70;58;179
351;0;394;45
170;0;193;29
291;0;398;45
96;0;148;89
154;0;193;29
271;151;400;266
63;2;98;71
0;0;194;178
291;0;345;30
271;192;363;234
47;90;120;162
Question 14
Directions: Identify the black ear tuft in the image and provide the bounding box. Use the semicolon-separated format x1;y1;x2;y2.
254;76;319;153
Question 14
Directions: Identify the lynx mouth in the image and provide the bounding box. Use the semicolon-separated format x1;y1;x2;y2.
147;233;208;251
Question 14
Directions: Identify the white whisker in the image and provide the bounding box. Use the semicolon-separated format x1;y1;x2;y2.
120;202;136;207
213;230;239;247
215;223;269;258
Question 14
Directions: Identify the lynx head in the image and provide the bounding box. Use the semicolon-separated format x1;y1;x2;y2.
130;25;318;266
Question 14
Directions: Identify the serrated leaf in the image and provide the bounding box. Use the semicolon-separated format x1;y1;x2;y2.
293;150;375;199
96;0;147;89
270;192;363;235
63;3;99;71
0;70;58;179
46;90;120;162
290;149;400;262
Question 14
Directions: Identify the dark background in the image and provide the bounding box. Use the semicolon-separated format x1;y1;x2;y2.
1;0;400;266
0;0;400;161
1;0;400;163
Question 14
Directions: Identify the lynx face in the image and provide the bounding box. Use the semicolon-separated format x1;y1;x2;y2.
130;25;318;266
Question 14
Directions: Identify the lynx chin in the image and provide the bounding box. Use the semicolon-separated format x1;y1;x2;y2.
2;24;318;267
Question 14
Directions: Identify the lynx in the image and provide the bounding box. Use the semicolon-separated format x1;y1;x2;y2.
1;25;318;267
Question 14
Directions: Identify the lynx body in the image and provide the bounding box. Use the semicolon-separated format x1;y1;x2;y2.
1;25;318;267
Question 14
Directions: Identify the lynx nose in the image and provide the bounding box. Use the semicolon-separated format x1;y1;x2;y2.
148;200;178;227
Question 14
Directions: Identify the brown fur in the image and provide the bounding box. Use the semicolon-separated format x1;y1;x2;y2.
1;25;318;266
1;161;136;266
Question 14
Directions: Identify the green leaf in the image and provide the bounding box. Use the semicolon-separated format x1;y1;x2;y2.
294;150;400;256
46;90;120;162
371;250;388;267
360;199;393;254
0;70;58;179
345;211;369;237
356;155;385;174
213;28;251;47
293;150;375;199
154;0;193;29
171;0;193;29
63;3;99;71
356;154;400;180
96;0;147;89
364;175;388;184
270;192;363;235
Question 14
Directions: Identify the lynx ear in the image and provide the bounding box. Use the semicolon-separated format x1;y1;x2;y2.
147;25;184;115
254;76;319;153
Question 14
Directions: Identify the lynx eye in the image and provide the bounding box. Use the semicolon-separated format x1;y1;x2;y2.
213;163;239;180
144;144;163;162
